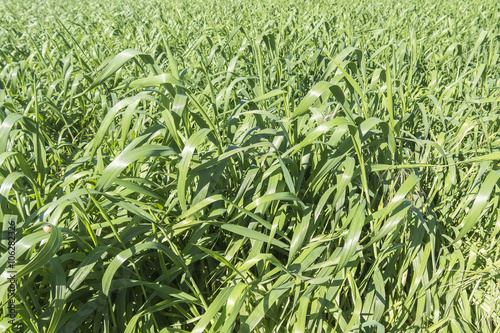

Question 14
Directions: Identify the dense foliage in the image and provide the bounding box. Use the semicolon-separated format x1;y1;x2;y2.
0;0;499;331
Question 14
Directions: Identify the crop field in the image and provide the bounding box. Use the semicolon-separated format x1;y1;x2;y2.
0;0;499;332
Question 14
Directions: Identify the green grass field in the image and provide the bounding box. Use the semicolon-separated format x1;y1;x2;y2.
0;0;499;331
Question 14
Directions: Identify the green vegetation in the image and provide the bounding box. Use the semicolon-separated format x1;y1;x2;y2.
0;0;499;331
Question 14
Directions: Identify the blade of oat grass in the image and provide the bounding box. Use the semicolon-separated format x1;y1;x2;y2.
95;144;176;192
83;48;160;93
177;128;212;211
102;242;186;296
454;170;500;242
16;226;63;279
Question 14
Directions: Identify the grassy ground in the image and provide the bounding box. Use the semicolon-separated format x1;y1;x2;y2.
0;0;499;332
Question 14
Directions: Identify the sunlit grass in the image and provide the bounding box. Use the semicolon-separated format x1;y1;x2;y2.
0;0;499;332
